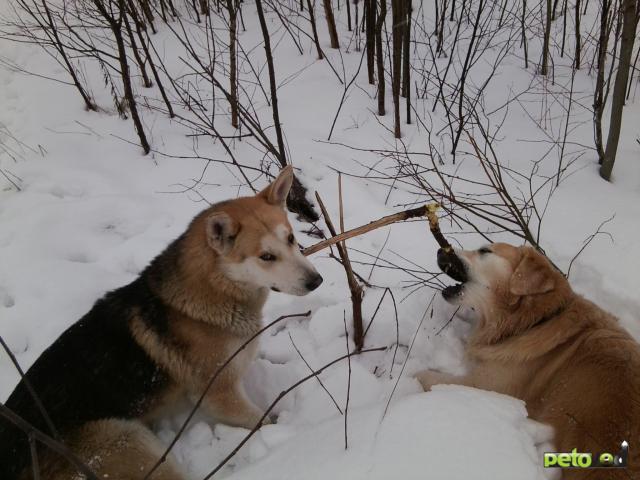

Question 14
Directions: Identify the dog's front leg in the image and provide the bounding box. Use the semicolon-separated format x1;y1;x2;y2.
415;369;473;391
202;381;267;429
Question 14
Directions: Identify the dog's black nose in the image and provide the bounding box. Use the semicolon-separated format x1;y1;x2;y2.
305;273;323;291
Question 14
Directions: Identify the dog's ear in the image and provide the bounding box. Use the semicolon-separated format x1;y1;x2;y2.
509;248;555;296
259;166;293;207
206;212;240;255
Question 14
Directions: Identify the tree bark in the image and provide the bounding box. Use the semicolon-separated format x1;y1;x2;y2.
365;0;375;83
551;0;559;20
255;0;286;166
376;0;386;115
255;0;318;221
307;0;324;59
521;0;528;68
323;0;340;48
574;0;581;69
600;0;638;181
40;0;96;110
123;10;151;88
127;0;175;117
402;0;411;124
226;0;239;128
593;0;610;164
94;0;150;154
540;0;552;75
391;0;404;137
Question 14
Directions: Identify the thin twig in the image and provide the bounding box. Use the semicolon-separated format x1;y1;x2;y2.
0;335;59;438
343;311;352;450
382;293;436;420
0;404;99;480
567;215;615;278
202;346;386;479
288;332;343;415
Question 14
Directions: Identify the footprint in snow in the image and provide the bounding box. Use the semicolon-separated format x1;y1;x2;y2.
0;289;15;308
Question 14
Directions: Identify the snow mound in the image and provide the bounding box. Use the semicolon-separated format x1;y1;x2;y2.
179;386;554;480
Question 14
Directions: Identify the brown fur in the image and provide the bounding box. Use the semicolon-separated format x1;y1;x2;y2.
9;167;322;480
417;244;640;479
33;420;184;480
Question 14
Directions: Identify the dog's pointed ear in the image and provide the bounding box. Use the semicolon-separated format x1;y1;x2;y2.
206;212;240;255
259;166;293;207
509;248;555;296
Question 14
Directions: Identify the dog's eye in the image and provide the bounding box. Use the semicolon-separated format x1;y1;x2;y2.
260;253;277;262
478;247;492;255
287;233;295;245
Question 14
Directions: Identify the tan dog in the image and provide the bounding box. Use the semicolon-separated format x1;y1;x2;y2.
417;244;640;479
1;166;323;480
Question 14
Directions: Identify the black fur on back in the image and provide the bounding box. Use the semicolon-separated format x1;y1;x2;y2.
0;237;189;479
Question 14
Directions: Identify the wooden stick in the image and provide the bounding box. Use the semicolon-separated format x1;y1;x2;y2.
303;204;430;256
426;203;453;252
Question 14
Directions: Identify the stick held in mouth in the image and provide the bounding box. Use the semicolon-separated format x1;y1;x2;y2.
426;203;453;253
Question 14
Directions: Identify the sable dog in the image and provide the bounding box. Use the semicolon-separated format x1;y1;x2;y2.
417;243;640;479
0;166;323;480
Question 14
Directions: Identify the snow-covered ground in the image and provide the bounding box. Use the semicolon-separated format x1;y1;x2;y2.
1;0;639;478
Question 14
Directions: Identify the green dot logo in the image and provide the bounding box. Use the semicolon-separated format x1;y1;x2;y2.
599;453;614;466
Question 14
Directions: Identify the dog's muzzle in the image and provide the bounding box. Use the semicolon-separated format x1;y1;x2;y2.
437;248;468;300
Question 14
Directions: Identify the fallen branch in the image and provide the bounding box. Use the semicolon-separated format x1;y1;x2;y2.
303;204;431;256
426;203;453;252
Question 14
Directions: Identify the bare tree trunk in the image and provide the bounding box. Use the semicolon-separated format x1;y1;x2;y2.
365;0;376;83
128;0;174;117
402;0;411;124
226;0;239;128
449;0;456;21
521;0;528;68
123;10;151;87
376;0;386;115
436;0;447;54
138;0;156;32
94;0;150;154
540;0;552;75
574;0;581;69
551;0;559;20
323;0;340;48
255;0;318;220
200;0;210;15
451;0;483;160
600;0;638;181
391;0;404;137
39;0;96;110
347;0;352;30
593;0;610;164
255;0;286;165
307;0;324;59
560;0;567;56
498;0;507;28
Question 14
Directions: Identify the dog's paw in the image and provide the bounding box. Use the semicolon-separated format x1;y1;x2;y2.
415;369;446;391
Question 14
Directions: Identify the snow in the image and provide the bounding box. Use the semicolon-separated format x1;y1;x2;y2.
1;0;639;478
